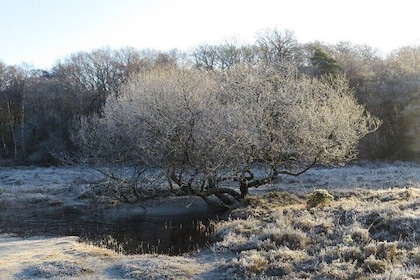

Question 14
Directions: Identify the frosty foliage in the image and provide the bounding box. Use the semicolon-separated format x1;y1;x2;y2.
72;64;380;202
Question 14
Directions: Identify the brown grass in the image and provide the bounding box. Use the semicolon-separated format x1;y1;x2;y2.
213;186;420;279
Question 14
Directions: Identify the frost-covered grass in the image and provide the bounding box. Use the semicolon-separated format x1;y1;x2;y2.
0;234;223;279
254;161;420;192
213;186;420;279
209;161;420;279
0;161;419;279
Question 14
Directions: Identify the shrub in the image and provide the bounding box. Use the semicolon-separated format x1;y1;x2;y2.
306;189;334;208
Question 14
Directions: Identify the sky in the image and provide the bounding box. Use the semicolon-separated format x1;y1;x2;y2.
1;0;419;69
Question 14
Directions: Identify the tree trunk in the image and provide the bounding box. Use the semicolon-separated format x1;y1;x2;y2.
240;183;249;198
3;92;17;160
20;93;25;157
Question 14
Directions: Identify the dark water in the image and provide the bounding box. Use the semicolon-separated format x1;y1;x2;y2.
0;206;223;255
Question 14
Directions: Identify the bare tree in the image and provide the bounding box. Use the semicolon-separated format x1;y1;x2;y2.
192;42;257;71
72;65;239;204
192;44;218;70
255;29;302;66
0;64;26;160
218;64;381;196
401;101;420;157
379;46;420;159
73;63;380;208
331;41;382;89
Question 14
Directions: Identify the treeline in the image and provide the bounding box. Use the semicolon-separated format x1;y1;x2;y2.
0;29;418;165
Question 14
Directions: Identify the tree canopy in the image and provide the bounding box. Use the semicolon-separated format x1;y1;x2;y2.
72;62;380;207
0;28;418;169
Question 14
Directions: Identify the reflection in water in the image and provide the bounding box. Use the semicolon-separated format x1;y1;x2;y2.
79;213;218;255
0;206;222;256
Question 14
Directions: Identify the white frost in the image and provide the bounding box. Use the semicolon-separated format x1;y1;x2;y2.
0;161;419;279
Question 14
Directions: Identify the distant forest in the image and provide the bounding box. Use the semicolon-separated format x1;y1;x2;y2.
0;29;419;165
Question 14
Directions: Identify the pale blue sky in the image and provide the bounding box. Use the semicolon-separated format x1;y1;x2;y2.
1;0;419;69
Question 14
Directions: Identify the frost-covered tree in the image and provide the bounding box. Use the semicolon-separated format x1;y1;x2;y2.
255;29;302;66
72;64;380;207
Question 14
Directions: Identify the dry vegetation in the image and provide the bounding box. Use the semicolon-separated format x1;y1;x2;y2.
1;163;419;279
210;186;420;279
4;183;419;280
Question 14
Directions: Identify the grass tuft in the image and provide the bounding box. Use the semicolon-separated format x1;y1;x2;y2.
215;186;420;279
306;189;334;208
363;255;387;273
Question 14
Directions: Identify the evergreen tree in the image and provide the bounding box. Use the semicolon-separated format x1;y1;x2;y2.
311;47;340;75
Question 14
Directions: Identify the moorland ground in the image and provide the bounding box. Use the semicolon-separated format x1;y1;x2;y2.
0;161;419;279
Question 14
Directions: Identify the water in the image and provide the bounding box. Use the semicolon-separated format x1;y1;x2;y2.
0;205;223;255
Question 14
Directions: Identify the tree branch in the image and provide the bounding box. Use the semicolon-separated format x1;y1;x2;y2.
278;158;317;177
